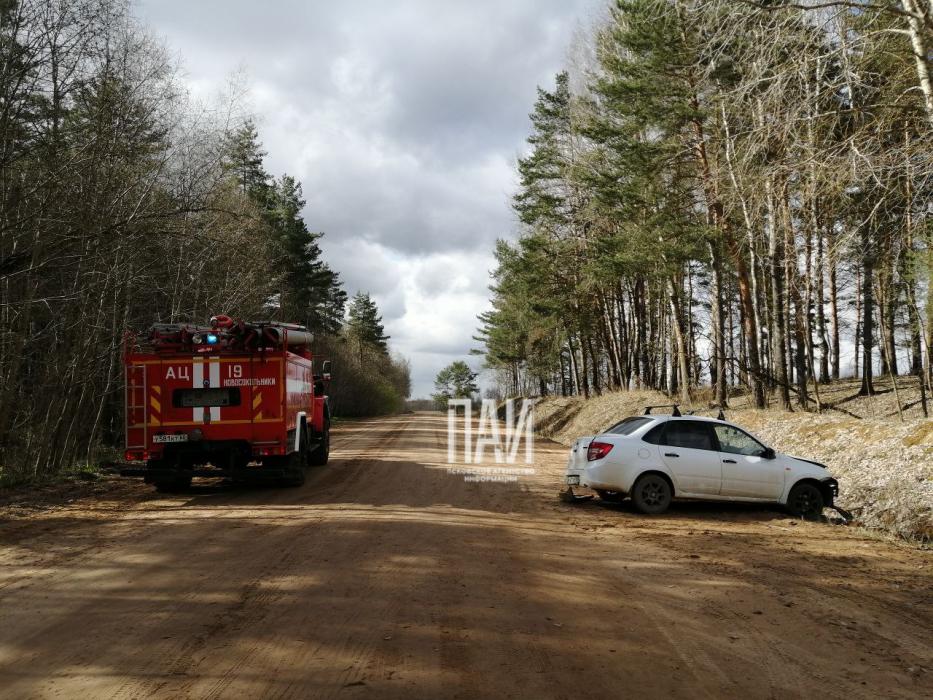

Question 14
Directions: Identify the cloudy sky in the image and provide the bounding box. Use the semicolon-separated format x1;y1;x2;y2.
135;0;602;397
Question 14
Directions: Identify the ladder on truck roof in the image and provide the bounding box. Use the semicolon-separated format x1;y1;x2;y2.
125;364;148;450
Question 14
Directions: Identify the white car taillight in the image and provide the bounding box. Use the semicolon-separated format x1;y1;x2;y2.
587;441;613;461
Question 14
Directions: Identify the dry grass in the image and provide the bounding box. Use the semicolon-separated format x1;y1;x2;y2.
724;375;930;422
533;383;932;543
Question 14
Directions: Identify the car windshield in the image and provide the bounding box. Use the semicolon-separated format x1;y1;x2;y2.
604;416;651;435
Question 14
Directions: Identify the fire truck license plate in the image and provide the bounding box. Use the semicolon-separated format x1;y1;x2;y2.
152;434;188;444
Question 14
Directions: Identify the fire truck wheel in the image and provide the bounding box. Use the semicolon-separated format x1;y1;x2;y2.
280;451;306;487
309;421;330;466
147;458;192;493
153;474;192;493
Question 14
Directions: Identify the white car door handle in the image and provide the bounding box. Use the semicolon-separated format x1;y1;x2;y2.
664;452;679;458
723;459;737;464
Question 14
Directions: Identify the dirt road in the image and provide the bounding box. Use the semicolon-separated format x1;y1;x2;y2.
0;412;930;699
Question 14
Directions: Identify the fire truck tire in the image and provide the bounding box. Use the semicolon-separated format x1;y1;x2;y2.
309;421;330;466
147;458;192;493
153;474;192;493
280;450;306;487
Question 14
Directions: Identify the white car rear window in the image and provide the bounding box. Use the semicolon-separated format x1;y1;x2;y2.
605;417;652;435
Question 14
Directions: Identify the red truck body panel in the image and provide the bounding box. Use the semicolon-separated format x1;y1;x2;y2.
125;348;324;462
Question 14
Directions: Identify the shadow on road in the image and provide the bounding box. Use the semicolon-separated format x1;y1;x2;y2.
0;412;929;698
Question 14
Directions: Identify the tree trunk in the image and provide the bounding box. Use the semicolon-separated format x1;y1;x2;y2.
767;180;791;410
790;287;810;410
635;277;649;389
578;333;591;399
859;228;875;396
828;232;841;380
883;282;898;378
586;334;601;396
816;230;830;383
709;242;728;407
901;0;933;128
567;334;582;396
667;277;691;406
692;112;765;407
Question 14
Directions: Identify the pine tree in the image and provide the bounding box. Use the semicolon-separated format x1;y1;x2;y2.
346;291;389;363
222;119;272;203
433;361;479;409
220;125;347;333
514;71;574;229
268;175;347;332
590;0;767;406
509;72;599;396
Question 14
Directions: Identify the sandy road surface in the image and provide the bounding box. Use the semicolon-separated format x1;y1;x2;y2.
0;412;930;699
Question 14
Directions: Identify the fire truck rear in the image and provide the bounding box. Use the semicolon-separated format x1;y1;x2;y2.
121;315;331;492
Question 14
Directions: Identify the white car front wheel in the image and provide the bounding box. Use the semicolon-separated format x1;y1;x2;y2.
786;482;824;519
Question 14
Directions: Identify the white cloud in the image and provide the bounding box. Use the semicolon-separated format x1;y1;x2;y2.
323;241;495;394
134;0;601;395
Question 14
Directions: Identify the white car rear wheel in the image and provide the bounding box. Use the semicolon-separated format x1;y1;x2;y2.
631;474;672;515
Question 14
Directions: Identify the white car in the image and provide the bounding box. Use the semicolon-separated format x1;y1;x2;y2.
564;411;838;517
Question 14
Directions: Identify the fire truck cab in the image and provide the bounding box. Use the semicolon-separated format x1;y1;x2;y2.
122;316;330;492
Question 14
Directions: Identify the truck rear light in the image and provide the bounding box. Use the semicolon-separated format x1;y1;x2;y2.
587;442;613;462
125;449;149;462
253;446;283;456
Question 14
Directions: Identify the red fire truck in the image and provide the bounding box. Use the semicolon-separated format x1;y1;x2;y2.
121;315;331;492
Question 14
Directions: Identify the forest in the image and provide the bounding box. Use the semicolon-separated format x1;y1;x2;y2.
478;0;933;415
0;0;408;484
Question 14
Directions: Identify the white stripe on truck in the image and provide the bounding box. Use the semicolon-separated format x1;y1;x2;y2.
209;359;221;421
192;358;204;423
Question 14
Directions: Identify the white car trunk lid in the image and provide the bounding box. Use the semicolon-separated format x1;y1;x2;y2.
567;436;595;471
